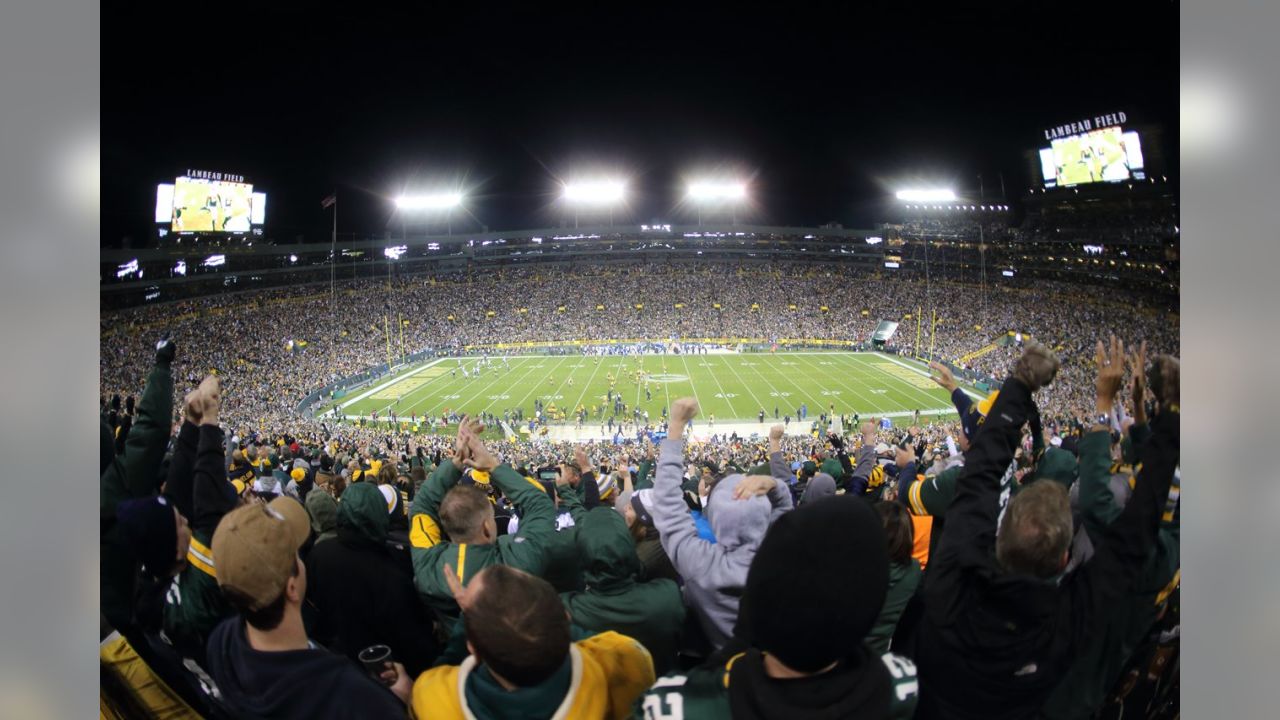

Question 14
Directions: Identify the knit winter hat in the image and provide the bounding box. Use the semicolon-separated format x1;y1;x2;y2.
741;495;888;672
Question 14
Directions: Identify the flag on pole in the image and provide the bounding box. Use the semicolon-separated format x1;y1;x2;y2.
321;194;336;209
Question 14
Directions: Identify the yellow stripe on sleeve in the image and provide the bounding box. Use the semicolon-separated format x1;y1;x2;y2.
908;479;927;516
456;544;467;582
410;513;442;549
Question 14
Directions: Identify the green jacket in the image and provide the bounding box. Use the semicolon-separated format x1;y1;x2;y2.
100;359;173;632
161;423;238;660
866;559;922;656
409;461;556;627
633;459;654;491
635;648;918;720
540;482;587;593
1041;429;1180;720
561;508;685;676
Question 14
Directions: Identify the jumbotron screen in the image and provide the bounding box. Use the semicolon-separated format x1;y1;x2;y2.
170;176;255;233
1038;127;1145;188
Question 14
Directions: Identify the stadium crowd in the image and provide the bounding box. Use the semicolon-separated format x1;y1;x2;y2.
101;311;1180;718
100;261;1177;433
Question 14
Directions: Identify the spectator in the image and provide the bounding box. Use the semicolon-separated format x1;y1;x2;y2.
411;564;655;719
639;495;919;718
305;482;440;676
561;507;685;675
159;375;242;663
305;471;340;544
650;406;792;650
207;496;412;718
616;487;679;582
910;341;1180;719
409;418;556;628
866;501;922;655
102;336;176;637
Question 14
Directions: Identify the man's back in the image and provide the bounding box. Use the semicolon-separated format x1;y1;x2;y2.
206;616;405;720
305;530;438;675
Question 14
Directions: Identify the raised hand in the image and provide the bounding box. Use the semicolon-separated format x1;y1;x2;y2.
1013;341;1060;392
769;424;785;442
671;397;699;425
574;446;592;474
732;475;777;500
442;563;476;611
463;433;499;472
1129;339;1148;423
1093;336;1125;412
860;419;878;446
929;361;958;392
154;334;177;365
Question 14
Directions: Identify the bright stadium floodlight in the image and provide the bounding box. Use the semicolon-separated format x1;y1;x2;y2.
895;189;957;203
687;181;748;201
562;180;626;204
686;179;748;225
562;179;626;228
395;192;463;210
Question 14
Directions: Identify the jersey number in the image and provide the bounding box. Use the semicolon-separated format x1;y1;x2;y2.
642;693;684;720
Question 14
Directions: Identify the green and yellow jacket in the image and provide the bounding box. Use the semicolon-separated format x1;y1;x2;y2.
409;461;556;628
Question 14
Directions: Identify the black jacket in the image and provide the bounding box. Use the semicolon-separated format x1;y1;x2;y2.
304;482;438;675
913;379;1179;720
206;616;404;720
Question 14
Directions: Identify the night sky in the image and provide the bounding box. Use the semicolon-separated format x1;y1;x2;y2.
102;2;1178;246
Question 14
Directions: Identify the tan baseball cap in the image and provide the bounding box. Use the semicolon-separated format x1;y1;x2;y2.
211;496;311;610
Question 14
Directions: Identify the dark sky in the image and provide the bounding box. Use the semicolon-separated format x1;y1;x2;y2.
103;2;1178;246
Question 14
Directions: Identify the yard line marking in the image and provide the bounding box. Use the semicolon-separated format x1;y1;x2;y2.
509;356;571;420
701;353;742;420
788;352;890;415
841;354;952;410
568;352;607;420
677;352;704;415
715;354;768;417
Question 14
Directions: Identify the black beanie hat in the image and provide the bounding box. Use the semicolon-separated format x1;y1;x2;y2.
116;496;179;579
742;495;888;673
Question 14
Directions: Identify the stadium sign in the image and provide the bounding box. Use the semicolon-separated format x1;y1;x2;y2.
1043;111;1128;141
184;169;246;183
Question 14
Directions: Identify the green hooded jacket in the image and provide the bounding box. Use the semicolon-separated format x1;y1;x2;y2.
338;482;388;544
306;488;340;544
560;508;685;676
100;359;173;633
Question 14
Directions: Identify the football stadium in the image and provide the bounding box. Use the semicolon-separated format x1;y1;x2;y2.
99;5;1180;720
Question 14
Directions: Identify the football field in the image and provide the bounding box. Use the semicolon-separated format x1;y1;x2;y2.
325;351;976;433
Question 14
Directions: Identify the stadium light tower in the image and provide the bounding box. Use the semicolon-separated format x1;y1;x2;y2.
562;180;626;228
686;180;748;226
895;189;957;203
395;191;464;235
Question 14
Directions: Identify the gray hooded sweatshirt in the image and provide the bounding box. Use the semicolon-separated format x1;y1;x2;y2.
651;437;793;649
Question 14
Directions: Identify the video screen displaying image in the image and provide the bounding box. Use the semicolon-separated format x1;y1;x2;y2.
171;176;254;232
1043;127;1144;187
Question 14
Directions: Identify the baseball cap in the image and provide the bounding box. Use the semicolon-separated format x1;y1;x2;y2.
211;497;310;610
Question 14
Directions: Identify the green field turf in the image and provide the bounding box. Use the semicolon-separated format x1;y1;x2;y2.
323;352;975;432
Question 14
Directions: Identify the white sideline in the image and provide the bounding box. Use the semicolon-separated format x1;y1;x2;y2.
873;352;984;400
334;358;445;409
